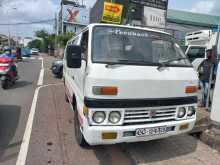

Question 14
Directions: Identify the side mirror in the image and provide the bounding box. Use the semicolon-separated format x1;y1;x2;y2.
66;45;81;68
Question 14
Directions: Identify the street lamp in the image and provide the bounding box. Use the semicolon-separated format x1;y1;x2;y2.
6;7;17;48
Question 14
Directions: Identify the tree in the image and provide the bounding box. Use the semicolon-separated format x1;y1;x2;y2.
56;32;74;48
28;39;42;49
32;29;75;53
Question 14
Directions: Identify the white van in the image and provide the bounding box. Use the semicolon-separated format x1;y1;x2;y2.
185;30;220;71
63;23;198;146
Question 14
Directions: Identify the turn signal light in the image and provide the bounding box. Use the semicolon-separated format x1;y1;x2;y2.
185;86;197;94
179;123;189;130
102;132;117;140
93;86;118;95
83;106;88;116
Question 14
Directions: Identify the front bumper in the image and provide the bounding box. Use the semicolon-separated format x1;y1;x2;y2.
83;118;196;145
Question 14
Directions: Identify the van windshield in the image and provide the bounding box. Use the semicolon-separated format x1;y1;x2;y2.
187;47;206;62
92;26;192;67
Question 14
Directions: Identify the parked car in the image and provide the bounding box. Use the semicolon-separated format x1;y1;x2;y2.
30;48;39;55
21;48;31;57
51;60;63;78
63;23;198;147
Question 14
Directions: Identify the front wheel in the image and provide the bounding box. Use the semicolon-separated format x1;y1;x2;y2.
1;80;8;89
74;106;88;147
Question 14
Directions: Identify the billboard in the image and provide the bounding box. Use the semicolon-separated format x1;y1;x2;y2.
141;0;168;28
102;2;123;24
143;6;166;28
62;5;89;25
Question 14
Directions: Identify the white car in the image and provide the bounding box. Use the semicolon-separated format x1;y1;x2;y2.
63;23;198;147
30;48;39;55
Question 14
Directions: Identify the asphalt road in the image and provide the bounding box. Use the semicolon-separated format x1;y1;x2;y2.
0;55;220;165
0;57;41;165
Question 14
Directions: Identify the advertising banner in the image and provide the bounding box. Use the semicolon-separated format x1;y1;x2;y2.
62;5;89;25
127;0;168;28
102;2;123;24
143;6;166;28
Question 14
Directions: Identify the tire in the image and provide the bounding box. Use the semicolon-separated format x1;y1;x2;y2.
58;67;63;79
1;80;7;89
74;107;88;147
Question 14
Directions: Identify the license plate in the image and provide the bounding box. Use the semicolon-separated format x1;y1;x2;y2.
136;126;167;137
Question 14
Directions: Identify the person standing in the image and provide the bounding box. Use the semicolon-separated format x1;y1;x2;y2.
16;47;22;60
199;52;213;107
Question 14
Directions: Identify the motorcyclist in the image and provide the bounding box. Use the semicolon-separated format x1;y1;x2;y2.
0;49;18;78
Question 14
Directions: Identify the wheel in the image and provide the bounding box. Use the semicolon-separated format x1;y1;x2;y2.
1;80;8;89
58;67;63;78
74;107;88;147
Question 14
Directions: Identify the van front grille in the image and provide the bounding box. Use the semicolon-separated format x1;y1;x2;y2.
123;108;177;125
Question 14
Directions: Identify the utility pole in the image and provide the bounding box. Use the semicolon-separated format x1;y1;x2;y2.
6;7;17;48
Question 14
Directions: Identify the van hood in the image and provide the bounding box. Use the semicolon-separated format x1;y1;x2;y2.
85;64;198;100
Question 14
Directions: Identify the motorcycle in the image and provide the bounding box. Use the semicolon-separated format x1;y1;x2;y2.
0;57;18;89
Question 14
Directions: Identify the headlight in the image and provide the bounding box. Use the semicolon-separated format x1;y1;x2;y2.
92;111;106;124
177;107;186;118
187;106;196;116
109;111;121;124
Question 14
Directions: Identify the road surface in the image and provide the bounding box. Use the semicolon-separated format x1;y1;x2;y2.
0;55;220;165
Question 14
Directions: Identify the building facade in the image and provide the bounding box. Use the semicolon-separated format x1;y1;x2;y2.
90;0;220;46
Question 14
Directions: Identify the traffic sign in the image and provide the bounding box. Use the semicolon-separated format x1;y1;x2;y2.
102;2;123;24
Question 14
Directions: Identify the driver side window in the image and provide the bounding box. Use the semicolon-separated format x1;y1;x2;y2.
81;31;89;61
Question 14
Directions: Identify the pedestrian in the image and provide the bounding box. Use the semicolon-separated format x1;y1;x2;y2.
16;47;22;61
199;51;213;107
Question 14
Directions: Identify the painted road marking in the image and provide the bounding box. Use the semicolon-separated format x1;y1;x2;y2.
16;83;63;165
16;56;60;165
37;57;44;86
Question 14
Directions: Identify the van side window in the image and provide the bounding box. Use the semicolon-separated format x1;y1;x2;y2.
81;31;89;60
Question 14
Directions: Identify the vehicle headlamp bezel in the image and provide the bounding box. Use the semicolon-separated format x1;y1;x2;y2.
108;111;121;124
92;111;106;124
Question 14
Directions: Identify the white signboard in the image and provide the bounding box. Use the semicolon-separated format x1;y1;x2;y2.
143;6;166;28
211;61;220;125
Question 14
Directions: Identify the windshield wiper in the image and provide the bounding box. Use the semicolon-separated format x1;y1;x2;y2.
105;60;154;68
157;57;188;70
118;59;154;65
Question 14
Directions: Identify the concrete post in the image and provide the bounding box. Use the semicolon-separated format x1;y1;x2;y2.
210;61;220;129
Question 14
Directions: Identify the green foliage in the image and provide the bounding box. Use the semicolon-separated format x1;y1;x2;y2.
56;32;74;48
28;39;42;50
30;30;74;52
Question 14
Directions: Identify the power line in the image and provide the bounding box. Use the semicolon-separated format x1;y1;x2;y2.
0;19;55;26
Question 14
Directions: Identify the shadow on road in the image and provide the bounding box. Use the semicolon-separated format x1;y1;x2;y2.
10;81;32;89
88;134;198;165
119;135;198;164
0;105;21;162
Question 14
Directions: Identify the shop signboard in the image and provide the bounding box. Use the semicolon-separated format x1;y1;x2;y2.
102;2;123;24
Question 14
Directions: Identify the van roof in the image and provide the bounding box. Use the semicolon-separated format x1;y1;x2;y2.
84;23;172;36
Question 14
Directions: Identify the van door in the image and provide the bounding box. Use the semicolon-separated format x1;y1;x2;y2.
65;30;89;100
185;45;206;70
74;30;89;95
64;36;81;99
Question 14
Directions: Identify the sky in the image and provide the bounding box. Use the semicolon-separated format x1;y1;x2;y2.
0;0;220;38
